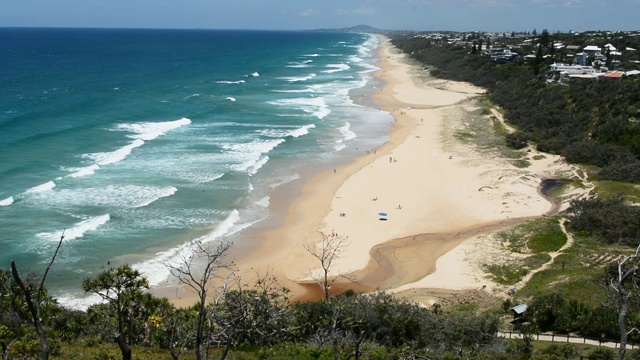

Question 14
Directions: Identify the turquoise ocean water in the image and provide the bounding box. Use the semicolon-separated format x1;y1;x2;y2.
0;28;391;308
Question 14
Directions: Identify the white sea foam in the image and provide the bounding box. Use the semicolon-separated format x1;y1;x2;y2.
116;118;191;141
280;73;316;82
246;155;269;176
135;186;177;208
224;138;284;175
349;55;364;63
304;53;319;57
288;124;315;138
323;63;351;73
26;181;56;193
86;139;145;166
133;209;242;286
171;172;224;184
224;138;285;155
268;97;330;119
45;185;178;209
331;122;357;152
216;80;245;84
338;122;357;141
251;72;259;77
271;88;314;93
86;119;190;167
259;124;315;139
183;93;200;100
231;152;280;175
56;292;105;311
287;60;314;68
68;164;100;178
357;61;380;74
0;196;14;206
269;173;301;189
36;214;110;241
226;97;237;102
255;196;270;208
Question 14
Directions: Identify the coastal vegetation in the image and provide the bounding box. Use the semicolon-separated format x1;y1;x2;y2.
387;30;640;359
4;30;640;359
389;31;640;183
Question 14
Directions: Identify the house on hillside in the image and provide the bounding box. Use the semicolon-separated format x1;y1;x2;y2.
602;71;624;79
510;304;528;321
583;45;602;53
524;54;537;64
551;63;597;80
573;52;588;66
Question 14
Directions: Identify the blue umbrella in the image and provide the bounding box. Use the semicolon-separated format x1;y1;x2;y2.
378;212;388;217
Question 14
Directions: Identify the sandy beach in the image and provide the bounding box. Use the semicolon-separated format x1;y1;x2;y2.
168;36;586;306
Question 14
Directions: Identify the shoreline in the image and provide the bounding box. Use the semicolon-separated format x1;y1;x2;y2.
165;35;585;307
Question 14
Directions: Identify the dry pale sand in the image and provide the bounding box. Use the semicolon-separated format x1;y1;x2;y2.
167;36;587;306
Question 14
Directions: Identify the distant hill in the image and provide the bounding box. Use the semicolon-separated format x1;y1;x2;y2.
311;24;386;34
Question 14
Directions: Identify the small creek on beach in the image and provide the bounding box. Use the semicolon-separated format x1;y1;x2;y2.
540;178;563;195
295;178;565;302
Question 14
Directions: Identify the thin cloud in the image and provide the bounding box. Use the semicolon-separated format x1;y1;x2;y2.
334;6;378;16
297;8;322;17
403;0;518;6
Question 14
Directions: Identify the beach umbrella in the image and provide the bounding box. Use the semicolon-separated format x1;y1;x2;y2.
378;212;388;217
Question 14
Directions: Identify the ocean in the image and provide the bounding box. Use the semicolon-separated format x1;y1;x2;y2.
0;28;391;308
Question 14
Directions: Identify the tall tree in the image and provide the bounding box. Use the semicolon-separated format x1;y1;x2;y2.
605;245;640;360
304;232;351;360
83;265;149;360
534;44;544;75
10;231;64;360
166;241;234;360
540;29;551;50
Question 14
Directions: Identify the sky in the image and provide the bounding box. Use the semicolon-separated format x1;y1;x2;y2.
1;0;639;32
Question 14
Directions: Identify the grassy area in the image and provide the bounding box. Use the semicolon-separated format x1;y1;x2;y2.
491;116;510;137
484;263;529;285
494;217;566;254
530;341;624;359
523;253;552;269
515;235;634;306
458;102;640;310
454;130;475;142
527;220;567;253
594;180;640;203
509;159;531;168
54;343;186;360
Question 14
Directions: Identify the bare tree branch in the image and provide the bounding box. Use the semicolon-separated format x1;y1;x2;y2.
164;240;235;360
9;230;64;360
608;244;640;360
304;232;351;302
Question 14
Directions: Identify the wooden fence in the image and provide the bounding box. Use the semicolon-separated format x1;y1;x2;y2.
497;331;638;350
